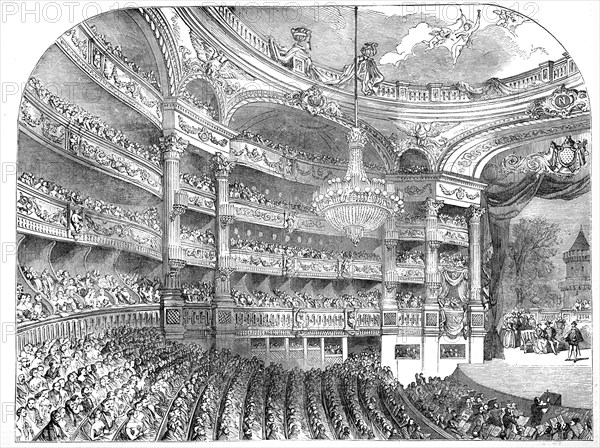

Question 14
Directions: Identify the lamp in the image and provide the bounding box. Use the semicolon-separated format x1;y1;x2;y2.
312;7;402;244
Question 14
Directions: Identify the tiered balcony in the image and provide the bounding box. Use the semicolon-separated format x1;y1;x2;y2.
56;24;163;127
17;181;162;260
20;88;163;197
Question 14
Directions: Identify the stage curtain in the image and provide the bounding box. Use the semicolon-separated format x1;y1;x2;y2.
482;168;590;359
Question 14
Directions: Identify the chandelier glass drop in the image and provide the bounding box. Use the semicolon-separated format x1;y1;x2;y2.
312;7;402;245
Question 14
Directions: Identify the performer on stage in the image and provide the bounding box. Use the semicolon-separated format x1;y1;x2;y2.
544;321;558;355
565;321;584;362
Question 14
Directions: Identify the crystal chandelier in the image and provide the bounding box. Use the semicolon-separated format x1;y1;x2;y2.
312;7;402;245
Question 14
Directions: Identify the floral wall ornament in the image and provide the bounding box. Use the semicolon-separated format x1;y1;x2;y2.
404;184;433;196
501;135;589;177
178;116;228;146
284;85;342;118
527;85;589;119
439;184;480;201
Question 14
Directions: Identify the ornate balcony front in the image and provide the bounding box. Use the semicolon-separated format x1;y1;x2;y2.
20;92;163;197
17;181;162;261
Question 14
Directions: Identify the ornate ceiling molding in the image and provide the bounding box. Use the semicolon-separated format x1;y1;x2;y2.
439;114;591;177
223;89;395;171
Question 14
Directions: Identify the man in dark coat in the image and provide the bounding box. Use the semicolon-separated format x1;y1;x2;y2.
529;397;549;426
565;321;584;362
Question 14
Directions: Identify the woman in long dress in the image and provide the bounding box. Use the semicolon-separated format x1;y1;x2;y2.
501;317;517;348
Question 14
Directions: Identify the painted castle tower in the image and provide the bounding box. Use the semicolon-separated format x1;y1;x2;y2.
559;227;591;310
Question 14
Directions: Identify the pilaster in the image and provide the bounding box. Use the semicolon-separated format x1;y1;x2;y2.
210;152;237;348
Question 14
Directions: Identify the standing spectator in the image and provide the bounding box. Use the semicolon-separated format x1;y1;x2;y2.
565;321;584;362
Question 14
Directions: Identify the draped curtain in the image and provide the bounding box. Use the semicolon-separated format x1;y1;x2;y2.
482;167;591;358
439;268;469;303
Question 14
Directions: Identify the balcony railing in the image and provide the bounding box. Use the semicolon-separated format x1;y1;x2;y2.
17;182;162;260
229;248;383;280
20;92;163;197
210;6;580;104
17;304;161;349
57;24;163;127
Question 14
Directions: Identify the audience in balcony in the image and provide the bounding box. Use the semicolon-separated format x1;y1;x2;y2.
438;213;468;228
88;25;161;90
439;252;469;268
230;236;381;262
16;284;48;323
396;291;425;309
181;282;214;303
180;226;215;246
404;373;592;440
236;130;384;171
27;78;161;166
231;288;380;309
18;172;161;232
180;173;215;194
118;272;162;304
178;90;218;120
19;267;138;321
229;181;314;213
396;251;424;265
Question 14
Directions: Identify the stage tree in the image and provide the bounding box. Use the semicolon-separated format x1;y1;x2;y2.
506;217;562;308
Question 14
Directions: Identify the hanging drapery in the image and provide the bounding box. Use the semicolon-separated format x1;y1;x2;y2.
482;166;590;358
317;43;385;96
440;307;469;340
438;268;469;302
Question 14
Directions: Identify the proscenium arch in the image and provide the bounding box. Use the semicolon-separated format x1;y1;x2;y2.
224;89;396;171
438;114;591;178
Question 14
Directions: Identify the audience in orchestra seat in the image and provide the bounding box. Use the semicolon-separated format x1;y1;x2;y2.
403;373;592;440
18;172;161;232
15;332;592;442
231;288;380;309
230;236;381;262
15;327;203;442
26;78;161;166
180;173;215;194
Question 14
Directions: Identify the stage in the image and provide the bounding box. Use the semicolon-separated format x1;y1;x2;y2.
454;356;593;410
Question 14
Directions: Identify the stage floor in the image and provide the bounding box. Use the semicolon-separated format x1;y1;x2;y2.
457;353;593;409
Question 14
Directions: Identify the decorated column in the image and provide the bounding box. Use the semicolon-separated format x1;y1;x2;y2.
210;152;237;350
159;133;188;340
422;197;444;375
468;205;486;363
381;211;399;372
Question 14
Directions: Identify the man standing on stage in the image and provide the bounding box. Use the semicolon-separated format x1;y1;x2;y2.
544;321;558;355
565;321;584;362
